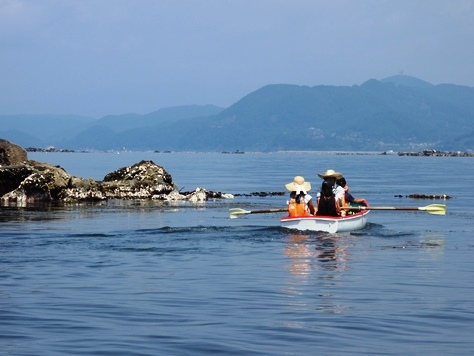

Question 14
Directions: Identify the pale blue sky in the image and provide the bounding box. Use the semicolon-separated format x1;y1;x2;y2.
1;0;473;117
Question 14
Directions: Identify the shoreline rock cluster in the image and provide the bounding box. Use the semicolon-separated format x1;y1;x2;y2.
21;146;474;157
397;150;474;157
25;147;76;153
394;194;452;200
1;139;233;205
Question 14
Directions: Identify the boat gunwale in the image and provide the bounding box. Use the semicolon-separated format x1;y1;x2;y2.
280;210;369;222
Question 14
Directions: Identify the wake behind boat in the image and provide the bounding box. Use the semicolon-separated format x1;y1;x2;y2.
280;210;369;233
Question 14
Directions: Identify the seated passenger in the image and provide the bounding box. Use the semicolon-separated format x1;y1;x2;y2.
285;176;315;216
316;180;343;217
336;177;369;207
317;169;345;207
287;191;310;217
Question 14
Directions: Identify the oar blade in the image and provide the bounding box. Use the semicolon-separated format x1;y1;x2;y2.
229;207;288;218
420;204;447;215
347;204;447;215
229;208;251;219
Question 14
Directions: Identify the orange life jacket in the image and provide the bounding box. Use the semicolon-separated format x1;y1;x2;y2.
288;202;310;217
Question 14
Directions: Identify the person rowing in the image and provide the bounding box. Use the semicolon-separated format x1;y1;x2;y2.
336;176;369;207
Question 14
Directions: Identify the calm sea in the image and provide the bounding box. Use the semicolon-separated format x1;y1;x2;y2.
1;151;473;355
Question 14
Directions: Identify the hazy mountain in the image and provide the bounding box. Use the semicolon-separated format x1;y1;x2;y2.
380;75;434;88
142;75;474;152
94;105;224;132
0;114;95;148
1;76;473;152
0;106;224;150
0;129;45;148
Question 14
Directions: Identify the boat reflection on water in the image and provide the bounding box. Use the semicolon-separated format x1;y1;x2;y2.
285;233;352;275
284;234;318;277
315;234;351;272
283;233;353;315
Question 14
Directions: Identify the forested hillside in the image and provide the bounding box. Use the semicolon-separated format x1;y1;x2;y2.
1;76;473;152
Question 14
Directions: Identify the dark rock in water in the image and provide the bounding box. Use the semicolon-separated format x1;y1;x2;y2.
398;150;474;157
59;176;107;202
408;193;452;199
394;193;452;199
102;160;175;199
103;160;173;191
0;164;35;196
2;172;52;203
0;141;235;205
28;160;72;195
0;160;103;204
0;139;27;166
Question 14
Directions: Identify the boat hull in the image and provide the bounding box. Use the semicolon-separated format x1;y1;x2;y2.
280;210;369;233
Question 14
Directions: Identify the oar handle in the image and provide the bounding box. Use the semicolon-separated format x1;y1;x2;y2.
348;206;419;211
347;204;446;215
248;208;288;214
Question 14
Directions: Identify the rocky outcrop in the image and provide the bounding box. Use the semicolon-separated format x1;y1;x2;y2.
398;150;474;157
1;172;52;203
0;141;234;205
0;139;27;166
101;160;175;199
394;194;452;199
1;159;234;205
408;193;452;200
0;164;35;197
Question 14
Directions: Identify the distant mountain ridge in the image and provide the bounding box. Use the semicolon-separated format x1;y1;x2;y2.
1;76;473;151
380;75;434;88
95;105;224;132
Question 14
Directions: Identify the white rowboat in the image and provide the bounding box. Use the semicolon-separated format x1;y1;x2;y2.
229;204;445;233
280;210;369;233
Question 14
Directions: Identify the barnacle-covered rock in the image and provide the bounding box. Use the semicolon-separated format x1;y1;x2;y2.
1;172;52;204
0;141;234;205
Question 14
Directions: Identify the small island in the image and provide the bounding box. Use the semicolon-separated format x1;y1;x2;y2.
0;139;233;205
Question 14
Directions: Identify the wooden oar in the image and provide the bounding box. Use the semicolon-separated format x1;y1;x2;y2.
229;208;287;219
347;204;446;215
229;204;446;218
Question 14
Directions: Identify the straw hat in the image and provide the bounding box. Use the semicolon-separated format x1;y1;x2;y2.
317;169;343;179
285;176;311;193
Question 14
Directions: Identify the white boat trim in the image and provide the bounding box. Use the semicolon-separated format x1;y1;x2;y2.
280;210;369;233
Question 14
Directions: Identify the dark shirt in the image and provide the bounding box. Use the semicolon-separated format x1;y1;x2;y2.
316;195;338;216
345;192;355;203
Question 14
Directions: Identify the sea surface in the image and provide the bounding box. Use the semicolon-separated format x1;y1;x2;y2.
1;151;473;355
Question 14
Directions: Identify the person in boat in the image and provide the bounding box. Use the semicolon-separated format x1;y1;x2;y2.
317;169;346;207
287;191;311;217
316;180;344;217
336;177;369;207
285;176;315;216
